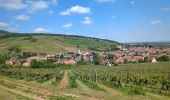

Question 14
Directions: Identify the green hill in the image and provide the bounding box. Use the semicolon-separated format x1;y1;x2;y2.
0;30;121;54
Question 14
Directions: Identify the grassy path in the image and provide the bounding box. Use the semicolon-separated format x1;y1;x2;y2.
0;85;44;100
58;70;69;88
97;83;121;95
0;88;31;100
76;80;91;90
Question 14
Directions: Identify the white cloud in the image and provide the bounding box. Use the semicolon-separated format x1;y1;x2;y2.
62;23;73;28
130;1;135;4
0;0;27;10
97;0;116;3
0;22;9;27
34;28;51;33
60;5;90;16
150;20;162;25
82;17;93;25
16;14;29;20
161;7;170;12
30;1;48;11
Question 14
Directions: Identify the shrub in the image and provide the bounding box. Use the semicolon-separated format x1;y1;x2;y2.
77;59;86;65
30;38;37;42
157;55;170;62
8;47;21;53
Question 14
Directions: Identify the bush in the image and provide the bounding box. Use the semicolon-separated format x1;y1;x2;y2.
144;57;151;62
157;55;170;62
30;59;40;68
92;53;102;65
8;47;21;53
22;52;33;58
12;64;21;68
30;38;37;42
29;59;57;68
77;59;86;65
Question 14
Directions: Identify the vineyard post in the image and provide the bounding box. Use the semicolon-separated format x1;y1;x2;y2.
95;69;97;83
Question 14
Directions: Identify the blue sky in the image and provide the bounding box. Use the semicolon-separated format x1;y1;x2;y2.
0;0;170;42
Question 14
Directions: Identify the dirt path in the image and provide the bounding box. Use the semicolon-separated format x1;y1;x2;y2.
76;80;91;90
58;70;69;88
146;92;170;100
97;83;121;95
0;85;45;100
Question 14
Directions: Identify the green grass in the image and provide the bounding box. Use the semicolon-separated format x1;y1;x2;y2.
81;80;105;92
48;95;75;100
68;70;77;88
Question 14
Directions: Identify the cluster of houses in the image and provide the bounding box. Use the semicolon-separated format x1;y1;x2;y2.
5;47;170;67
102;47;170;65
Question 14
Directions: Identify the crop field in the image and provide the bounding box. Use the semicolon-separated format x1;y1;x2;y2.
0;62;170;100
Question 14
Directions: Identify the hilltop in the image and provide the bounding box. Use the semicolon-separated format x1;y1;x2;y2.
0;30;121;54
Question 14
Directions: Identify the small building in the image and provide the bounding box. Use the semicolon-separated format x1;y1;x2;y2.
152;57;157;63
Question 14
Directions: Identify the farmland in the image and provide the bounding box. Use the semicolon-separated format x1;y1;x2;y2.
0;30;120;54
0;62;170;100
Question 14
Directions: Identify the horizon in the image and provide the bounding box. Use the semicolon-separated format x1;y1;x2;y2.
0;0;170;42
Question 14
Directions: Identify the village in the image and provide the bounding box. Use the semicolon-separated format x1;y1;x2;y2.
4;46;170;67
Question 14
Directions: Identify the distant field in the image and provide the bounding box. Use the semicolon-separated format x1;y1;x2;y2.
0;62;170;100
0;34;119;54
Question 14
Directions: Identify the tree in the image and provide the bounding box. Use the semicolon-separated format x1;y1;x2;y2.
144;57;151;62
8;47;21;53
78;59;86;65
157;55;170;62
30;59;40;68
92;53;102;65
22;52;32;58
0;57;6;64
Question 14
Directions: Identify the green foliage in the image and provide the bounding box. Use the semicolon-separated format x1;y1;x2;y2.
8;47;21;53
106;54;115;60
11;64;21;68
22;52;33;58
30;59;57;68
157;55;170;62
71;62;170;95
68;71;77;88
48;95;75;100
0;68;63;82
81;80;105;91
22;36;32;40
0;30;120;54
122;87;145;95
58;64;73;70
0;57;6;64
29;59;39;68
30;38;37;42
92;53;102;65
77;59;86;65
144;57;152;62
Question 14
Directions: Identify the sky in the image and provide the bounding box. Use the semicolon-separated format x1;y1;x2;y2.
0;0;170;43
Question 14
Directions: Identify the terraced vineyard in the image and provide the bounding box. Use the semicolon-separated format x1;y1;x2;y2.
0;62;170;100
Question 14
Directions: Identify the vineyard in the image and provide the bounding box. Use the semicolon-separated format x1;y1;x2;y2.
72;63;170;96
0;62;170;100
0;68;63;82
